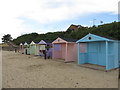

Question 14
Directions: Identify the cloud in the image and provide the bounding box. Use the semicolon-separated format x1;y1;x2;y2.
0;0;119;43
21;0;119;24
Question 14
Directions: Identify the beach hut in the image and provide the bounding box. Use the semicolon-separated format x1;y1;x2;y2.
76;33;119;70
52;37;78;62
38;40;47;56
30;41;36;55
19;43;24;54
23;42;30;55
27;44;30;55
38;40;53;58
35;43;39;56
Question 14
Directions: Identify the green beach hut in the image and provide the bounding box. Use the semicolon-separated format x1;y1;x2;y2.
30;41;36;55
23;42;30;55
35;43;40;56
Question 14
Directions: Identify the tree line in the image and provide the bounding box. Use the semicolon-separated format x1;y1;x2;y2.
7;21;120;45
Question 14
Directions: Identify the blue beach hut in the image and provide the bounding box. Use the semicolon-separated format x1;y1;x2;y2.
76;33;119;70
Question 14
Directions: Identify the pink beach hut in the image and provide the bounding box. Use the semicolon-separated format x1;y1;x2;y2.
52;37;78;62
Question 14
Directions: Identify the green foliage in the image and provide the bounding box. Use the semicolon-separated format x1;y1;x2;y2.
13;22;120;45
13;33;38;45
2;34;12;43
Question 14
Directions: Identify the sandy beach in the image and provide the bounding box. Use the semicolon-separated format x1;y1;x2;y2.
2;51;118;88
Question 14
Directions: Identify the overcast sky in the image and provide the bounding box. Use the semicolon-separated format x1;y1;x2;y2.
0;0;119;43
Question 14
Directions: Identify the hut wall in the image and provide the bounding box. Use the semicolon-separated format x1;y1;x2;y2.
35;44;39;55
118;42;120;67
73;44;78;61
78;41;106;66
78;43;87;64
66;43;77;62
24;48;27;55
27;48;30;55
107;41;119;70
86;41;106;66
30;45;36;55
19;45;24;53
61;43;66;60
53;44;62;59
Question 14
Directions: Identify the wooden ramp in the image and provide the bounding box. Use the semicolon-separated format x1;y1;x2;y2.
78;63;106;71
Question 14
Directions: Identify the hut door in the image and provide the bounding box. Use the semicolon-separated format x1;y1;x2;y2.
31;45;36;55
26;49;27;55
53;44;61;59
61;43;66;60
87;42;99;65
87;42;106;66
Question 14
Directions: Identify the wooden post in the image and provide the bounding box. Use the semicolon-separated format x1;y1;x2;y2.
105;41;108;70
65;42;68;62
78;43;80;64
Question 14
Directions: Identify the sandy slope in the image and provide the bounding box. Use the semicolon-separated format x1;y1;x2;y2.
2;51;118;88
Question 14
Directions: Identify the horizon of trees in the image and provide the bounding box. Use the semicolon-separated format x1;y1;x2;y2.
12;21;120;45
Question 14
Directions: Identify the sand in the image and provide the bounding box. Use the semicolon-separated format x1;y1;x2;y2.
0;50;2;89
2;51;118;88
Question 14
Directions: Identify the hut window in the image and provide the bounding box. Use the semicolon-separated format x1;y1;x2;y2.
88;37;92;40
80;43;86;53
58;39;60;42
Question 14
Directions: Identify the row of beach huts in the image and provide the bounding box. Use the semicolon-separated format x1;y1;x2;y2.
19;33;120;71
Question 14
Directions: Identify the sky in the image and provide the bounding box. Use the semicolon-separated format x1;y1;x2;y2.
0;0;119;43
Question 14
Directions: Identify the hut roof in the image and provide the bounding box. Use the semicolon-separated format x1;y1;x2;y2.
38;40;47;45
58;36;77;42
91;33;118;40
44;40;52;43
76;33;116;43
61;38;77;42
7;42;18;47
20;43;23;45
52;37;77;44
24;42;28;45
30;41;35;45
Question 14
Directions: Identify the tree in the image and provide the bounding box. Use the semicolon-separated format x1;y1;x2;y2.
2;34;12;43
12;22;120;45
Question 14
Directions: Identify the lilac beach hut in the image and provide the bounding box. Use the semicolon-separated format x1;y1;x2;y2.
38;40;47;56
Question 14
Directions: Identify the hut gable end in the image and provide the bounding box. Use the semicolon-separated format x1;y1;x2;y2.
52;37;67;44
30;41;35;45
38;40;47;45
76;33;112;43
